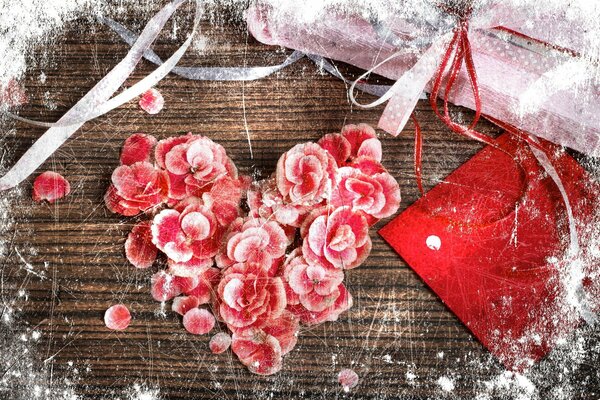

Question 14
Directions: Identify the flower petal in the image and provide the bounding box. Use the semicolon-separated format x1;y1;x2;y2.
209;332;232;354
151;271;182;302
32;171;70;203
357;137;382;161
318;133;351;165
104;304;131;331
139;88;164;114
338;368;359;391
125;221;157;269
120;133;157;166
183;308;215;335
172;295;200;316
165;143;191;175
181;211;211;240
155;134;195;169
231;330;283;375
262;311;299;355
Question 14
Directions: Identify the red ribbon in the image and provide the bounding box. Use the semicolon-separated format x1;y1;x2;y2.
413;14;501;193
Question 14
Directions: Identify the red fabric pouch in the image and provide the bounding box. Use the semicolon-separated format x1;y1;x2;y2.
379;133;599;370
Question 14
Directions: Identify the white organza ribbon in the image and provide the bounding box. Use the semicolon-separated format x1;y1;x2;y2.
0;0;202;190
348;33;452;136
527;137;596;325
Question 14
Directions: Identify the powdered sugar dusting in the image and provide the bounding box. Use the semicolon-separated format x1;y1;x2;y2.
0;0;599;398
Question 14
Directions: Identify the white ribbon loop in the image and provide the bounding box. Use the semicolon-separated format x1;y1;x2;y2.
0;0;200;190
377;33;452;136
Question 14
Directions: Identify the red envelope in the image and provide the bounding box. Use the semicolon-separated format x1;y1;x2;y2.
379;133;599;371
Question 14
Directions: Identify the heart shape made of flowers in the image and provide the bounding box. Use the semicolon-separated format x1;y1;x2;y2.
105;124;400;375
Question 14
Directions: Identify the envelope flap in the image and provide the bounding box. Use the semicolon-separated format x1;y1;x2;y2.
380;133;599;370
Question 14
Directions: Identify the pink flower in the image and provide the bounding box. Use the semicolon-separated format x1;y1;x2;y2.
105;162;169;216
201;176;247;226
331;167;400;223
282;249;344;312
287;283;353;325
262;310;299;355
231;328;283;375
230;310;299;375
107;129;400;375
151;203;221;263
32;171;70;203
184;267;221;305
120;133;157;166
301;207;371;270
172;175;246;226
163;136;238;199
155;134;197;169
216;217;288;273
318;124;381;166
216;262;286;331
248;179;309;228
276;142;336;206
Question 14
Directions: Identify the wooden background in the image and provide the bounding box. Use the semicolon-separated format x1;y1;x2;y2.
1;2;599;399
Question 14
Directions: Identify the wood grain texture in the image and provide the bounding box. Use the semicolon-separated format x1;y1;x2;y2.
0;3;599;399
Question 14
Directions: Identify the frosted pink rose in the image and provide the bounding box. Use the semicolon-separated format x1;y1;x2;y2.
155;134;197;169
216;217;288;273
282;249;344;312
216;262;286;331
276;142;336;206
161;135;237;199
301;206;371;270
331;167;400;223
231;328;283;375
151;203;221;263
230;309;299;375
262;310;299;355
287;283;353;326
201;176;247;226
318;123;382;166
105;162;169;216
248;179;309;228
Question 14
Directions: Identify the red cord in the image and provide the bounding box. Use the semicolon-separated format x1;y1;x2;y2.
412;114;424;195
429;18;496;147
410;15;530;195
